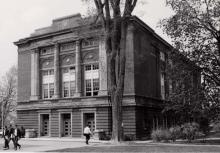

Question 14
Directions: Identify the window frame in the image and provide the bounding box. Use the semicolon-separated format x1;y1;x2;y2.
84;63;100;96
62;66;76;98
41;69;55;99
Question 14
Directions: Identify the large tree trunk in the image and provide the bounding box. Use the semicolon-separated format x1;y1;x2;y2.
92;0;137;143
109;19;128;142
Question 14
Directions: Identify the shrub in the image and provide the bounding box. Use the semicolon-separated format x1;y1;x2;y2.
181;122;200;142
151;129;171;142
123;134;136;141
169;126;181;142
199;117;210;136
212;122;220;132
161;129;171;142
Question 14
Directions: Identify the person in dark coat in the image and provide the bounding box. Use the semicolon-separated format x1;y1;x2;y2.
20;126;25;138
12;125;21;150
2;126;10;150
8;125;14;146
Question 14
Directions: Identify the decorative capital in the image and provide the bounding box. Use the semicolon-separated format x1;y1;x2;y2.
76;39;81;46
54;43;59;48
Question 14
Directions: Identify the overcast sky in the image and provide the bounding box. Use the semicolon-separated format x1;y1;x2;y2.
0;0;173;77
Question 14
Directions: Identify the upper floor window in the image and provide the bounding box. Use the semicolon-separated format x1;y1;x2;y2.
160;51;165;61
161;72;165;100
42;69;54;99
84;63;99;96
62;67;76;97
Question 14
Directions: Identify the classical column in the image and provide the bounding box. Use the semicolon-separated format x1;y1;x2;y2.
75;40;82;97
53;43;60;98
30;48;40;100
99;37;108;95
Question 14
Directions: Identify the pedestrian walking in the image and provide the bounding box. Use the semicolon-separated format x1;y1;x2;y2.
2;126;10;150
13;125;21;150
83;124;92;145
8;124;14;147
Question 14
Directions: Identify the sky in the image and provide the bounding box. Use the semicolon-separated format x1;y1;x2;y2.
0;0;173;77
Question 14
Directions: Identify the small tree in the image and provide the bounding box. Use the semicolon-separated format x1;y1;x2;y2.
160;0;220;121
164;50;208;124
0;66;17;128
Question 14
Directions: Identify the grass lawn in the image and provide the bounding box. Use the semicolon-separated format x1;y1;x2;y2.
47;142;220;152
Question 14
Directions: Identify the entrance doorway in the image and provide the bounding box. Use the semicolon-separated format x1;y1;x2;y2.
60;113;71;137
40;114;50;136
83;113;95;134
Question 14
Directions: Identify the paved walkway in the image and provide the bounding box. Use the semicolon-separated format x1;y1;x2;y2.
0;137;106;152
0;137;219;152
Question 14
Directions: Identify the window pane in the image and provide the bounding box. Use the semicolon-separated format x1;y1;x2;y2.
70;81;75;97
93;79;99;91
42;71;48;76
85;65;91;71
85;80;92;96
161;73;165;99
49;70;54;75
49;83;54;98
43;84;49;99
86;92;92;96
69;67;75;74
160;52;165;61
63;82;69;97
93;64;99;70
93;91;98;96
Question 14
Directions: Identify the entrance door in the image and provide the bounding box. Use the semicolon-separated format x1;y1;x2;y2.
41;114;49;136
61;113;71;137
84;113;95;134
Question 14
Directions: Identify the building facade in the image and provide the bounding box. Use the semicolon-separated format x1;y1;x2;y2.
15;14;188;139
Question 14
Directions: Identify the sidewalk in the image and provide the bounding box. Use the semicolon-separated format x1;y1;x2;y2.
0;137;106;152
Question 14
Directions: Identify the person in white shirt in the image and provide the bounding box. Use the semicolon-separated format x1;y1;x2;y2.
83;124;92;144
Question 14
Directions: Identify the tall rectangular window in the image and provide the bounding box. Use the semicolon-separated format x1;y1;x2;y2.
62;67;76;97
160;51;165;61
42;69;54;99
85;63;99;96
49;83;54;98
161;72;165;100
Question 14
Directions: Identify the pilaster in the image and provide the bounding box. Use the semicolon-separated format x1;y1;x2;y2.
98;37;108;95
53;43;60;98
30;48;40;101
75;40;82;97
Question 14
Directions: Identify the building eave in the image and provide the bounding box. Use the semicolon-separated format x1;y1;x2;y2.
130;16;173;49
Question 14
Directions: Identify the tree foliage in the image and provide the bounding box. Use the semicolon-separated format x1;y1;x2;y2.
160;0;220;120
0;65;17;127
164;50;208;124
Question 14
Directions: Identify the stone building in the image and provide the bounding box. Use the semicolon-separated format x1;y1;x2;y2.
14;14;197;139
